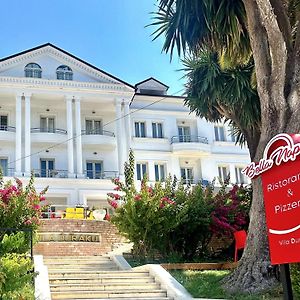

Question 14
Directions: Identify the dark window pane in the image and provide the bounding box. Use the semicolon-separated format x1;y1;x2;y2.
158;123;163;138
140;123;145;137
152;123;157;138
214;127;219;141
154;164;159;181
135;122;140;137
136;164;141;180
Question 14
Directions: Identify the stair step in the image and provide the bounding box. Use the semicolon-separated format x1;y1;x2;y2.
56;298;171;300
49;277;155;284
49;271;149;278
48;266;120;272
50;290;167;299
50;282;160;291
44;258;112;264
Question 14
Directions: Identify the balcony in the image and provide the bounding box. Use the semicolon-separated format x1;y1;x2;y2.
84;170;118;180
31;169;118;179
171;135;210;155
33;169;68;178
81;129;116;149
31;128;67;144
2;168;16;177
0;126;16;142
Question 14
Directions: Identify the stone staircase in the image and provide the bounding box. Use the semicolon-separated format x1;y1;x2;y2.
44;256;172;300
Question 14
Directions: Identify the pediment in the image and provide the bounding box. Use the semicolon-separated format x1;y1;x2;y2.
0;43;134;89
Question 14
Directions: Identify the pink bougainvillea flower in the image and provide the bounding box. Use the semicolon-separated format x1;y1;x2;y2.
134;194;141;201
114;186;121;191
24;219;32;225
33;204;41;210
110;200;118;209
159;202;165;208
39;196;46;202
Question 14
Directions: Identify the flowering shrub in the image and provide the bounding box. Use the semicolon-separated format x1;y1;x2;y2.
210;183;251;237
108;150;251;259
0;175;48;251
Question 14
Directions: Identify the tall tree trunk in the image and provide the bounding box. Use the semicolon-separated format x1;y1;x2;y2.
223;137;279;293
223;0;300;293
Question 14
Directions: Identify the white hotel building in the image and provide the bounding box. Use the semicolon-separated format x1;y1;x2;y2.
0;43;250;208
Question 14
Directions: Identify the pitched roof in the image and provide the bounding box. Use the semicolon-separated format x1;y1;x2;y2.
0;43;135;89
135;77;169;90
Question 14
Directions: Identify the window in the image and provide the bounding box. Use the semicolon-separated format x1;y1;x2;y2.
218;166;229;182
214;126;226;141
152;122;163;138
135;122;146;137
86;161;103;179
86;119;102;135
0;115;8;131
136;163;147;180
235;167;246;184
25;63;42;78
180;167;193;184
178;126;191;142
0;158;8;176
40;159;54;178
154;164;166;181
40;117;55;133
56;65;73;80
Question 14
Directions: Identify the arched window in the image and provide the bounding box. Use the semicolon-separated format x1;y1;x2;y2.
24;63;42;78
56;65;73;80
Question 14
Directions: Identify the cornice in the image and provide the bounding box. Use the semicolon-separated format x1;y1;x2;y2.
0;76;130;92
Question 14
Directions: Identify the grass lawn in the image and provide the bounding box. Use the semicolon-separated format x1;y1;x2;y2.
170;270;283;300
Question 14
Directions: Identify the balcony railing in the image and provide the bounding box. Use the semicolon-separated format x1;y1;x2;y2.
31;128;67;134
0;125;16;132
33;169;68;178
85;170;118;179
1;168;15;177
81;129;115;137
171;135;208;144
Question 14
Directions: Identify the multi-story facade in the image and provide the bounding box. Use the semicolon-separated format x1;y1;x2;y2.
0;43;250;209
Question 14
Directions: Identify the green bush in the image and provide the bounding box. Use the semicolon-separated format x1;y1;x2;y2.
291;263;300;298
109;150;251;260
0;175;47;252
0;232;33;256
0;253;35;299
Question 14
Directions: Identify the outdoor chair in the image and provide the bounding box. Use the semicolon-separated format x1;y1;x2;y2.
234;230;247;262
75;207;85;219
65;207;76;219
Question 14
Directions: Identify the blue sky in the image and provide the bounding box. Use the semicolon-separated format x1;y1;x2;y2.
0;0;185;94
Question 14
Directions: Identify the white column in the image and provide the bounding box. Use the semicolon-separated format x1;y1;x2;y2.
15;94;22;176
148;161;155;182
123;101;131;157
66;96;74;177
229;164;237;184
75;97;83;177
24;93;31;176
171;156;181;179
115;99;125;178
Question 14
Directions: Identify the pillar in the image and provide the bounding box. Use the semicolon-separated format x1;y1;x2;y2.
24;93;31;176
123;100;131;157
66;96;74;177
75;97;83;177
115;99;125;178
229;164;237;184
15;94;22;176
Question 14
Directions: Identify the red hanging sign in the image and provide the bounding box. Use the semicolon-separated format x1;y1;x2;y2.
242;133;300;265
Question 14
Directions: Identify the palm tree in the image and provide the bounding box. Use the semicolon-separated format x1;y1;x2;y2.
151;0;300;294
